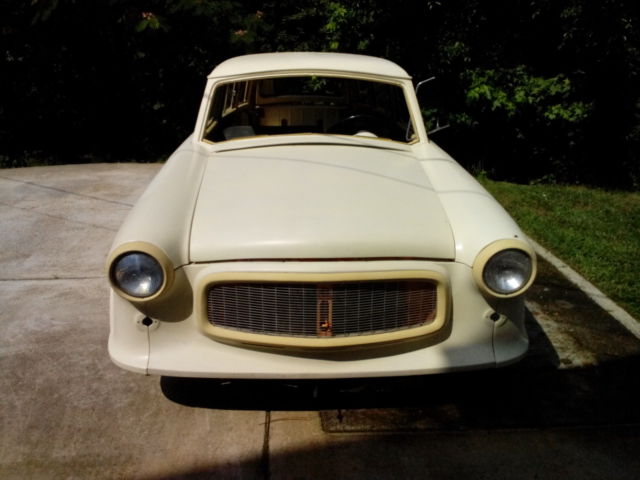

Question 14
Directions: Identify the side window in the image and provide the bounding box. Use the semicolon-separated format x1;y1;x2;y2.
204;84;228;137
222;83;234;113
203;81;256;142
222;81;250;113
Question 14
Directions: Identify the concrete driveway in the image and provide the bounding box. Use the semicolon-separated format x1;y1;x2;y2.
1;164;639;479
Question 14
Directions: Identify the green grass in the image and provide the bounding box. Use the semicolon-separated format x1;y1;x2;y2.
478;177;640;322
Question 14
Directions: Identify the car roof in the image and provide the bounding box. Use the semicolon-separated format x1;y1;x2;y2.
208;52;411;80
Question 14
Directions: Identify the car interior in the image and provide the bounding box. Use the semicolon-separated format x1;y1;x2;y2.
202;76;414;143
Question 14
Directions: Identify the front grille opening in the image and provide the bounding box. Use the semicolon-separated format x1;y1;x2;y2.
206;280;438;338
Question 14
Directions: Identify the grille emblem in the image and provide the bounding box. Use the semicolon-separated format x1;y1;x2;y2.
316;284;333;336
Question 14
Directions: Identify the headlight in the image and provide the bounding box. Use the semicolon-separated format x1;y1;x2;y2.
472;240;536;298
483;249;532;295
111;252;164;298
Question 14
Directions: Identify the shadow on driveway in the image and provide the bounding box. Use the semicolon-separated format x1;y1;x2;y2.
161;311;640;431
162;256;640;432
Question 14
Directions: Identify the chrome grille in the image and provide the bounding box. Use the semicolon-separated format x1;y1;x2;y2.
206;280;438;338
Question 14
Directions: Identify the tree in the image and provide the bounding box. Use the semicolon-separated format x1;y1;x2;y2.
2;0;638;188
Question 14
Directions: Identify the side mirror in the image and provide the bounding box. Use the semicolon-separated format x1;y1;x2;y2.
415;76;450;136
415;77;436;95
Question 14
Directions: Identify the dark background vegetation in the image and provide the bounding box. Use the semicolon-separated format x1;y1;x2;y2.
2;0;639;189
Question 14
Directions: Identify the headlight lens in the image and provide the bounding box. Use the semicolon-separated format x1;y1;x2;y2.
482;249;533;295
112;252;164;298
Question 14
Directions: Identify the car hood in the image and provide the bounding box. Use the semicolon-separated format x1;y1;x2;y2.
189;144;454;262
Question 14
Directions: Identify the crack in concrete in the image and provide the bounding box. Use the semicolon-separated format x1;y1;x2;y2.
261;411;271;480
0;175;134;207
0;200;118;232
0;276;104;282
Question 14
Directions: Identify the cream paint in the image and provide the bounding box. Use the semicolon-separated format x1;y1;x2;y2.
189;144;455;262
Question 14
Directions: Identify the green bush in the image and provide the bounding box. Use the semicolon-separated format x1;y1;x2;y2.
2;0;638;189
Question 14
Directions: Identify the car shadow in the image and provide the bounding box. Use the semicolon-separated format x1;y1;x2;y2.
160;307;640;430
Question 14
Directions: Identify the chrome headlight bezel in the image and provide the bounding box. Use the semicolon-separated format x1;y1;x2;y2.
107;242;174;302
472;239;536;298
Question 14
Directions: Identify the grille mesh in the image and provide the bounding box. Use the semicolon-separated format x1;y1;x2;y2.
206;280;438;338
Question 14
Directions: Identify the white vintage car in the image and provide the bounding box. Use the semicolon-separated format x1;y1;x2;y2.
107;52;536;378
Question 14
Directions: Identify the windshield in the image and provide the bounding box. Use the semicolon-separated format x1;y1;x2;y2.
202;76;416;144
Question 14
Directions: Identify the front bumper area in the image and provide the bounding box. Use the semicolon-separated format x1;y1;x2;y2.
108;260;528;378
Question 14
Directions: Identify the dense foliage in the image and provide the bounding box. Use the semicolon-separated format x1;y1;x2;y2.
2;0;639;188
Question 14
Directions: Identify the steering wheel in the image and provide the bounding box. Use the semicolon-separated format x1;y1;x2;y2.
327;114;399;139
